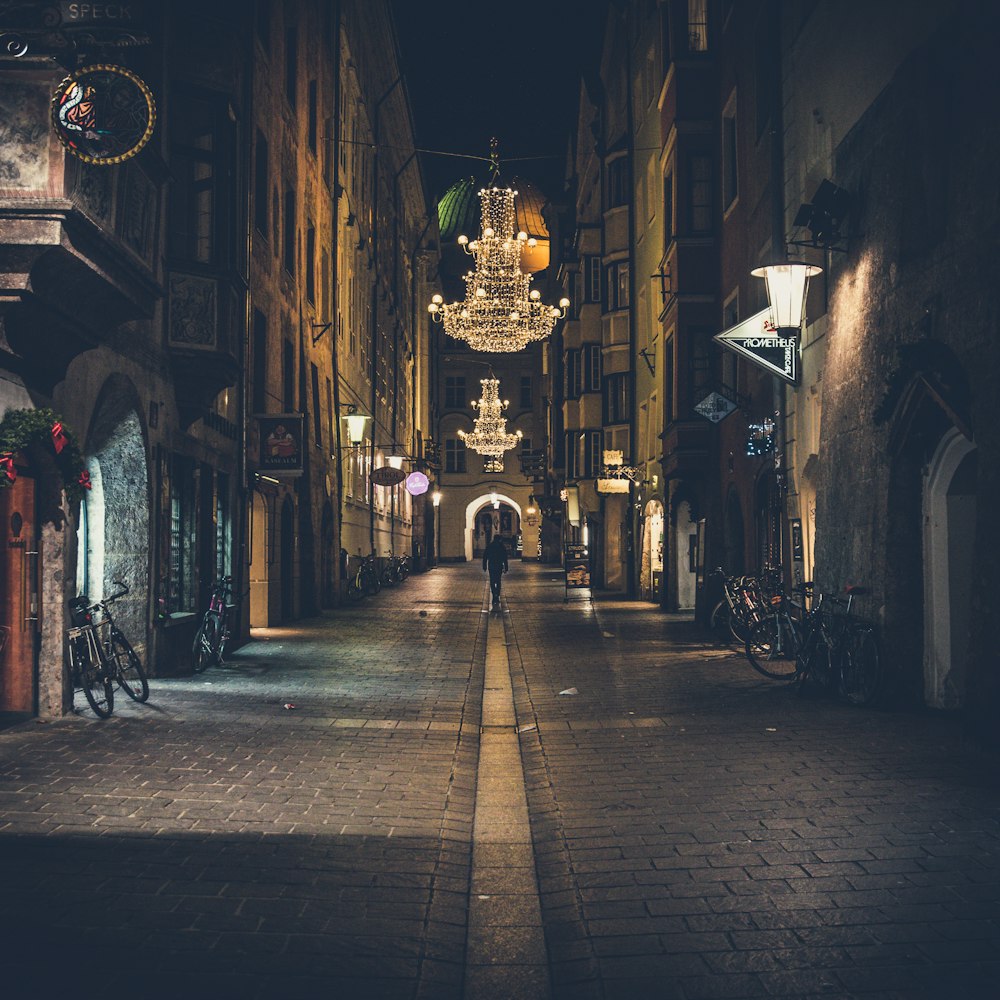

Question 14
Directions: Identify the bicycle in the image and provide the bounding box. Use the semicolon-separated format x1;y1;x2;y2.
68;582;149;718
709;568;779;644
192;575;234;674
346;553;381;601
808;587;882;705
743;583;810;681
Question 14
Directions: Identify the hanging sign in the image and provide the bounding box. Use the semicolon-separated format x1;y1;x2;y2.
713;307;800;385
596;478;630;494
371;465;406;487
51;63;156;165
694;391;738;424
257;414;304;477
404;471;429;495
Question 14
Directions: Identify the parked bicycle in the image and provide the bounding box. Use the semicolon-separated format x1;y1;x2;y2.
67;582;149;718
744;583;882;703
192;575;234;674
709;568;779;644
346;552;382;601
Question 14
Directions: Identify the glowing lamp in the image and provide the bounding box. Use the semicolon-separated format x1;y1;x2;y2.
750;261;822;330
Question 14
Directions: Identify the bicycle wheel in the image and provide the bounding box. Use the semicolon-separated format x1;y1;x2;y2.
801;632;835;692
192;615;219;674
364;566;380;596
745;615;800;680
842;627;882;706
347;572;365;601
80;659;114;718
709;601;733;643
111;633;149;702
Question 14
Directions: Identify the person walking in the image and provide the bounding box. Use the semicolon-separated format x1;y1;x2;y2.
482;534;508;609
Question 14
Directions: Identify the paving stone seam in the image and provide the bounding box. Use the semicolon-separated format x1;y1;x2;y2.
414;589;486;1000
502;587;605;997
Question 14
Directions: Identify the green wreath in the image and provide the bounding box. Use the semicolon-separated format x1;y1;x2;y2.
0;407;90;503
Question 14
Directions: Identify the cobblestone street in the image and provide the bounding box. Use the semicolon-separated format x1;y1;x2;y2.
1;563;998;999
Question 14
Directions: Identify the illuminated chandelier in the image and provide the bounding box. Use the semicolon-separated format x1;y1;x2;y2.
429;185;570;352
458;377;522;469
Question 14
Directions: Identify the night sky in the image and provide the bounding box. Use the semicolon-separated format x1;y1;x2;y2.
388;0;608;204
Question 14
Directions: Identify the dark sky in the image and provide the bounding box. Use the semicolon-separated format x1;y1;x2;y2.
389;0;608;204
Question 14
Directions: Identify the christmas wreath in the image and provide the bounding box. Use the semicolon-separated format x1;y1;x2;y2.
0;407;91;503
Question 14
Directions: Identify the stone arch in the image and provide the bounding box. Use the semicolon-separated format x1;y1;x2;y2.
80;374;149;656
922;428;977;708
463;493;522;563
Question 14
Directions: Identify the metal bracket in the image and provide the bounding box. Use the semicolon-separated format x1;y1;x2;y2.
311;322;332;346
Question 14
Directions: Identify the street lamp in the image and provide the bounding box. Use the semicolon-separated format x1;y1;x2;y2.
341;404;370;446
750;261;822;331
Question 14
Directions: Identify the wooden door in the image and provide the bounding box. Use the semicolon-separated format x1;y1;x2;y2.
0;474;38;713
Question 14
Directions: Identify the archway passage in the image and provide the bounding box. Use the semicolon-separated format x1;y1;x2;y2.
249;490;270;627
641;499;664;602
463;494;523;563
674;500;697;611
79;384;149;659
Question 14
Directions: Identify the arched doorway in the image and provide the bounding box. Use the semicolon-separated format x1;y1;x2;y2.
280;496;294;622
923;428;977;708
674;500;697;610
463;494;523;562
249;490;270;627
640;499;664;602
79;385;149;658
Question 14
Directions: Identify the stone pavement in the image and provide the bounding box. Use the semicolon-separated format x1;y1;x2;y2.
0;563;998;999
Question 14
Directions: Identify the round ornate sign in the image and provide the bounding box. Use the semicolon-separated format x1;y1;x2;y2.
51;64;156;165
405;471;430;496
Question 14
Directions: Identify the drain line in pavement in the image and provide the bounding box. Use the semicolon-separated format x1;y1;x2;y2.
463;598;551;998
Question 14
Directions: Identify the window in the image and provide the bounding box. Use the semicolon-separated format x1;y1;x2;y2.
283;188;295;275
607;156;629;208
583;344;601;392
254;131;268;236
565;432;579;479
604;373;630;424
722;94;738;210
285;18;297;108
444;376;466;409
519;376;533;410
690;155;712;233
445;438;467;473
169;94;230;264
307;79;318;154
282;339;294;411
306;224;315;304
664;336;675;422
585;256;601;302
688;0;708;52
664;171;674;247
326;378;334;453
168;455;196;611
584;430;602;477
252;310;267;413
311;363;321;445
564;349;582;400
607;261;630;311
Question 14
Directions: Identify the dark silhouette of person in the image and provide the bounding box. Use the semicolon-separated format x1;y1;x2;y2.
482;535;508;608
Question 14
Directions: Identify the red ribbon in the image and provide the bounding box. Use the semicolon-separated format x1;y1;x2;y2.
78;468;92;491
0;453;16;484
51;421;68;454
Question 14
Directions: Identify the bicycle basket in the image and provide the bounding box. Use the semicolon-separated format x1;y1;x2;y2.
68;596;93;627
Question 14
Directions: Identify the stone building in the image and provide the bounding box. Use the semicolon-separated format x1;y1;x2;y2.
0;0;436;720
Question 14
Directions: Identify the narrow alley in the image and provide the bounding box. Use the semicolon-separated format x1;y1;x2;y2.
1;563;997;1000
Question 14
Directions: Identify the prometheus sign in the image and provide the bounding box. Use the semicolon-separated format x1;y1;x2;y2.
713;307;800;385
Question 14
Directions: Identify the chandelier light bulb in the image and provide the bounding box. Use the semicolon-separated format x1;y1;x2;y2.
458;235;469;246
559;297;571;309
527;238;537;248
426;186;566;351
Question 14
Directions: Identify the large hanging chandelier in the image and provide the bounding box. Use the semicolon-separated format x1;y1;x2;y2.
458;377;522;466
429;185;570;352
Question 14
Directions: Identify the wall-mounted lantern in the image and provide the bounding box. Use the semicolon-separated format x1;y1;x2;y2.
341;404;370;446
750;261;822;332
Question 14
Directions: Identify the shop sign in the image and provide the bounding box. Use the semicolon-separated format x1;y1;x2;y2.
371;466;406;487
51;63;156;165
694;391;738;424
564;543;590;591
713;307;800;385
256;413;304;477
596;478;630;494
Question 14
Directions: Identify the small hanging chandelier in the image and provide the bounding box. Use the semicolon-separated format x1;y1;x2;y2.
428;142;569;352
458;377;522;464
